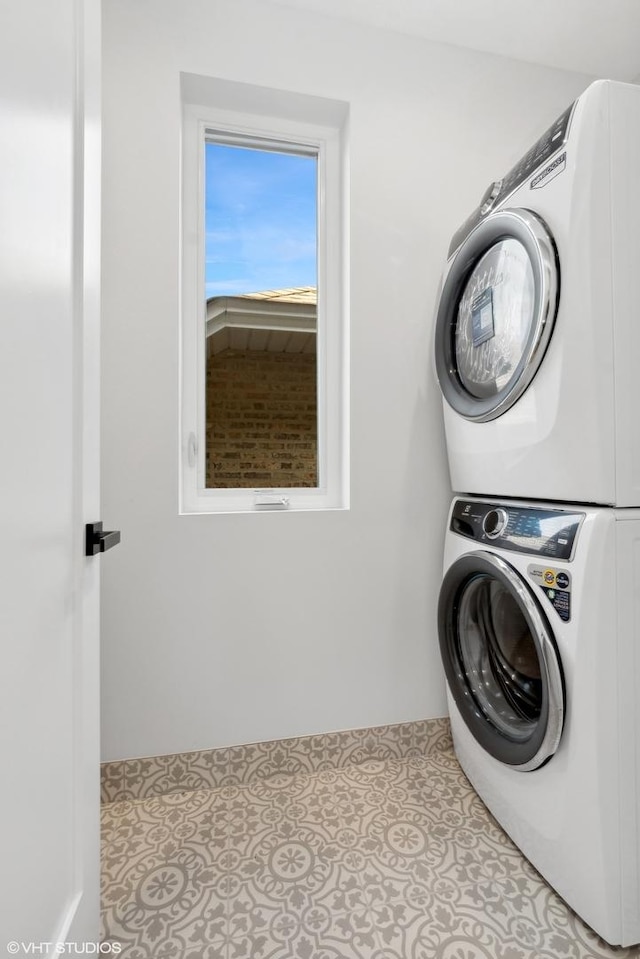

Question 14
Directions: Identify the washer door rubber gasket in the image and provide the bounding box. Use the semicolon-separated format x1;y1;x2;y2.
438;550;565;770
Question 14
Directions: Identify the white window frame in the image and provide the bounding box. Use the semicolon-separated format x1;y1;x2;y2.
180;84;348;514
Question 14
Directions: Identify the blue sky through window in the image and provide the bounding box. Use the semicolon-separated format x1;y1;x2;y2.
205;142;318;299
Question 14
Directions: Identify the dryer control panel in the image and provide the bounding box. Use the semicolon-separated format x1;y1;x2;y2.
448;101;575;257
450;499;585;561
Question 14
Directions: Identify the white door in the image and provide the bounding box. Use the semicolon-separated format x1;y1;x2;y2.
0;0;102;948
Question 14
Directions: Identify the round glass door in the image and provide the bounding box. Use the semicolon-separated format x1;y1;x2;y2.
438;551;564;770
434;208;559;422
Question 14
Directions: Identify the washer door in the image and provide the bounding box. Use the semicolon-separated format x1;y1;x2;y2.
438;550;564;770
434;208;559;422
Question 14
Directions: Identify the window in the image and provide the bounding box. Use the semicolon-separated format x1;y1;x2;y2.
180;75;348;513
205;138;318;490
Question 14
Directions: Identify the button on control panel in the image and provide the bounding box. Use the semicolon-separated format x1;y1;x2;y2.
451;499;585;561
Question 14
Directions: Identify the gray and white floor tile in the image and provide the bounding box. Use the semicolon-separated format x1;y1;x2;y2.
101;748;640;958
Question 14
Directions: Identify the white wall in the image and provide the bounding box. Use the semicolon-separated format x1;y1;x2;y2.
100;0;592;761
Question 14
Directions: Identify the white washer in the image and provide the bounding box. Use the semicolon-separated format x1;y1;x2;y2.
433;79;640;506
438;496;640;946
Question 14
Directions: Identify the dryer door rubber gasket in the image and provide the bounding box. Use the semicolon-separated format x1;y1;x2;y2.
434;208;559;423
438;550;564;770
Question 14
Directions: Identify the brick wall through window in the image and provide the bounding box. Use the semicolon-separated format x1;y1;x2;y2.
206;349;318;488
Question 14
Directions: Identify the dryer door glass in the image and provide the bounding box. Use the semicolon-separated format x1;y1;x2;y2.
438;551;564;770
455;239;535;399
434;208;559;422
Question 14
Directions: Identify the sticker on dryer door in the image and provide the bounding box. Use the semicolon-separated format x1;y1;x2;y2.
530;151;566;190
471;288;495;347
527;564;572;622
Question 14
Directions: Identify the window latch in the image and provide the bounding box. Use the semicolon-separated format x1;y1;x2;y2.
187;432;198;467
254;492;290;509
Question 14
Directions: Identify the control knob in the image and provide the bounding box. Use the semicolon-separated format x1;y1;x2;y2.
483;508;508;539
479;179;503;215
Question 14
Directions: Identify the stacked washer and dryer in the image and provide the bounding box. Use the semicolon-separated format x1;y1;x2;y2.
433;80;640;947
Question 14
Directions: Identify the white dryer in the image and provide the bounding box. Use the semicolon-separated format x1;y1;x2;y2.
433;79;640;506
438;495;640;946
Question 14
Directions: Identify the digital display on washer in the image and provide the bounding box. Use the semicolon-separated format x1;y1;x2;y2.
450;499;585;561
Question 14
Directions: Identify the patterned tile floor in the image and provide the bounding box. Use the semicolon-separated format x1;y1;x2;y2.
101;746;639;959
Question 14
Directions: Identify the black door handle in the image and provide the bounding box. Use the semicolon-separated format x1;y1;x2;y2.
85;522;121;556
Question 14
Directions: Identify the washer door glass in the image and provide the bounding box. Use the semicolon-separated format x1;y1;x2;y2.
434;209;559;422
457;573;542;741
438;551;564;770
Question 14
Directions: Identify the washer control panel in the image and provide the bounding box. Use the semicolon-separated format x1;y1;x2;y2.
451;499;584;561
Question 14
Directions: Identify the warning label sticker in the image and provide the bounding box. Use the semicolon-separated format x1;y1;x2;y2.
530;151;566;190
527;563;572;622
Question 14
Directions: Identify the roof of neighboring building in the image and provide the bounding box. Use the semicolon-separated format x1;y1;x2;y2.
205;286;317;356
230;286;317;305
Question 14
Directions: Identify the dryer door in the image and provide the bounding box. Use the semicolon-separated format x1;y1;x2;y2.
438;550;564;770
434;209;559;422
